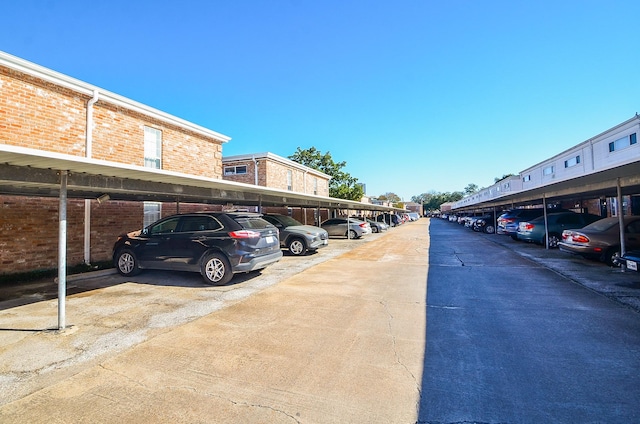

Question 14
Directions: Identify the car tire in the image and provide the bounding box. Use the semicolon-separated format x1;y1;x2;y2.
484;225;495;234
201;252;233;285
547;233;561;248
371;225;379;233
115;249;141;277
604;247;621;267
287;237;307;256
348;229;358;239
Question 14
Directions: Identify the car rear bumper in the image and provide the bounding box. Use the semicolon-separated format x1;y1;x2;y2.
233;250;283;273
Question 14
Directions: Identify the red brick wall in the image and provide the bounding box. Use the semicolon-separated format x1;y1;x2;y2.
0;67;87;155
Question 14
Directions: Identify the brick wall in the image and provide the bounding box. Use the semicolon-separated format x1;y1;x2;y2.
0;67;87;154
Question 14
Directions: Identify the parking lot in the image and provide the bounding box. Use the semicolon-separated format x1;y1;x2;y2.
1;217;639;422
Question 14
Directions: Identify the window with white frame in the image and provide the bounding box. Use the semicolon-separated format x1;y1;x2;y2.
543;165;554;176
224;165;248;175
313;177;318;195
287;170;293;191
609;133;637;152
144;126;162;169
564;155;581;168
523;175;531;182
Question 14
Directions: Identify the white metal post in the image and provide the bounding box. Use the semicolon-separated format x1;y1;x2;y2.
58;171;68;330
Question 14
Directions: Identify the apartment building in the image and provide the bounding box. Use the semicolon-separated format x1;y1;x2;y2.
222;152;332;224
0;51;232;274
451;115;640;216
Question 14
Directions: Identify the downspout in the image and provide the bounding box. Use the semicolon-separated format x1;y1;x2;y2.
252;156;259;186
84;90;99;265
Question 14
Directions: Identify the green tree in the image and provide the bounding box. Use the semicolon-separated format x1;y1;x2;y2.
289;147;364;201
464;183;479;195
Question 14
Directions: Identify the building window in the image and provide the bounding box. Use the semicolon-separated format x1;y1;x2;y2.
287;170;293;191
609;133;638;152
313;177;318;195
564;155;581;168
144;126;162;169
143;202;161;228
224;165;248;175
523;175;531;182
543;165;554;176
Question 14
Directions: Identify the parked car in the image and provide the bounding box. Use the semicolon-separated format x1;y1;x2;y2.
376;213;401;227
321;217;372;238
261;213;329;256
497;208;546;239
617;249;640;272
407;212;420;221
558;216;640;266
113;212;282;285
517;212;603;247
352;216;388;233
472;213;498;234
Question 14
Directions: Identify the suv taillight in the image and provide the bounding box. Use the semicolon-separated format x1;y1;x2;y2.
522;223;534;231
229;230;260;239
359;223;367;228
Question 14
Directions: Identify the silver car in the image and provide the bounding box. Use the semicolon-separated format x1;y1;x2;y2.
261;214;329;256
321;218;372;239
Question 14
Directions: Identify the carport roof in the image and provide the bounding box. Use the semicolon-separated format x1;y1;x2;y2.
454;160;640;211
0;144;402;212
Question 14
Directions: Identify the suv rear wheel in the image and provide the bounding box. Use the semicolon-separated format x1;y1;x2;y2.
202;252;233;285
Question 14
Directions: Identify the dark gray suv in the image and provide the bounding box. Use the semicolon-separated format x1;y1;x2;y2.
261;214;329;256
113;212;282;285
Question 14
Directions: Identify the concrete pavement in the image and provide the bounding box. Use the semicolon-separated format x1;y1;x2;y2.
0;221;430;423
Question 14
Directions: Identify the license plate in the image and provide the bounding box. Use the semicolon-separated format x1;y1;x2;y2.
265;236;275;244
627;260;638;271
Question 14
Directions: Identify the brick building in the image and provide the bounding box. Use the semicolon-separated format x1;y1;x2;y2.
222;152;333;224
0;51;393;276
0;51;230;274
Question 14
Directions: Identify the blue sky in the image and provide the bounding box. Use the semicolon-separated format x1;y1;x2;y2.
1;1;639;201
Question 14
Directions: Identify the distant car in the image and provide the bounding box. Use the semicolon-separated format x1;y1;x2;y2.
261;213;329;256
497;208;546;239
113;212;282;285
351;216;388;233
376;213;401;227
321;218;372;238
558;216;640;266
472;213;498;234
407;212;420;221
516;212;602;248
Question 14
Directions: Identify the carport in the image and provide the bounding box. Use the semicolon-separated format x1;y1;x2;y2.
0;144;403;330
451;161;640;250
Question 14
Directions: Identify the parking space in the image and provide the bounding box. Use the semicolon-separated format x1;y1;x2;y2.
444;218;640;312
0;232;387;406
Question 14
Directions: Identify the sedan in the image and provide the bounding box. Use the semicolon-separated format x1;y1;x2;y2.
517;212;602;248
321;218;372;239
261;213;329;256
558;216;640;266
113;212;282;285
351;216;388;233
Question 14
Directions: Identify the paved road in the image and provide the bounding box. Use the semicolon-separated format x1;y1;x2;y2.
420;218;640;423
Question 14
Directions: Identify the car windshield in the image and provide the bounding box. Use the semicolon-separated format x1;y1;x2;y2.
274;215;303;227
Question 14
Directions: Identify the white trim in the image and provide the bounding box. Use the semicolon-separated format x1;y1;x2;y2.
0;50;231;143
